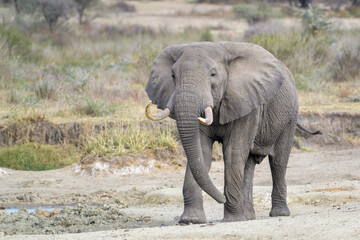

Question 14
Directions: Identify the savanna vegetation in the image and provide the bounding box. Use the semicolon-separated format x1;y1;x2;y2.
0;0;359;170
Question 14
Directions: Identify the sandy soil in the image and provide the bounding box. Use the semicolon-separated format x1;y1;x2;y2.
1;148;360;239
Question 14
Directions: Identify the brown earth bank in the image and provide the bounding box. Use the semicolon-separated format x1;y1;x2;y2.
1;112;359;149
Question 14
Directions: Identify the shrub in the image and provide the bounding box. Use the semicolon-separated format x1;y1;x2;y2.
243;21;291;40
200;28;213;42
73;97;115;117
13;0;38;15
35;66;63;100
0;143;78;171
233;2;283;24
300;7;332;36
37;0;72;31
0;24;32;59
330;32;360;82
74;0;98;24
35;76;58;100
65;67;93;93
100;24;156;38
111;1;136;12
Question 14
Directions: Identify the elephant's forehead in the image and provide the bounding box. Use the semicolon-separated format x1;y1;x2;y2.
183;44;223;60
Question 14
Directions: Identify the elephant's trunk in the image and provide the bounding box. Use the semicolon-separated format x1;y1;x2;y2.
175;83;225;204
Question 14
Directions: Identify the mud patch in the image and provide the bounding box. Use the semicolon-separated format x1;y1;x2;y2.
0;203;135;235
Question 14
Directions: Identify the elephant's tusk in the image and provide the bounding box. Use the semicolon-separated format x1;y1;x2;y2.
198;107;213;126
145;101;170;121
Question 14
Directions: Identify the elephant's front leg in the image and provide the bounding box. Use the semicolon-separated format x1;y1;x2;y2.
222;149;248;222
242;155;257;220
222;115;256;222
179;134;213;225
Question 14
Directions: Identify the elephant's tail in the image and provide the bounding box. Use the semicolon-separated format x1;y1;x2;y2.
296;123;322;135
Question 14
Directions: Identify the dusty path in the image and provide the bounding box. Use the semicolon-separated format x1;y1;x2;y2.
1;148;360;239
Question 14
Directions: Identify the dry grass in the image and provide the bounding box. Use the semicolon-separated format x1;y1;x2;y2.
82;122;178;157
299;81;360;114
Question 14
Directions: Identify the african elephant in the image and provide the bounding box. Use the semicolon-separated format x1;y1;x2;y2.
145;42;319;224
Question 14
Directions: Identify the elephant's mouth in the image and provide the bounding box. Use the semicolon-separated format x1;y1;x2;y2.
145;101;213;126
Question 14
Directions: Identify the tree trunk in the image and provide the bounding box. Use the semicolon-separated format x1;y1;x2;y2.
14;0;20;14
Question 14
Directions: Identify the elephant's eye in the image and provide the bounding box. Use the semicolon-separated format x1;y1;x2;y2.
210;73;216;77
171;72;175;79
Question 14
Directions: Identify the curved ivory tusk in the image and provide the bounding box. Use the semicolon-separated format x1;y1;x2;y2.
198;107;213;126
145;101;170;121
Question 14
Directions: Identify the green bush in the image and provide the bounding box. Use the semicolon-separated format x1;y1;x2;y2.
200;28;213;42
0;143;78;171
300;7;332;36
0;24;32;59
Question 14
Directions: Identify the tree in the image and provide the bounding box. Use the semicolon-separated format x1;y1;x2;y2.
13;0;38;15
73;0;97;25
299;0;311;8
37;0;71;32
14;0;19;14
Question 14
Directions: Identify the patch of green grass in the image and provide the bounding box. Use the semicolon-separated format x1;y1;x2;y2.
0;143;78;171
82;123;178;157
73;97;115;117
0;24;33;60
293;136;314;152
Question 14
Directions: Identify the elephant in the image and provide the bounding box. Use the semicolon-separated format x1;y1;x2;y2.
145;42;320;224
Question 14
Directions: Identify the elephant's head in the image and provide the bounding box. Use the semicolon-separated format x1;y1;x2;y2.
145;42;285;204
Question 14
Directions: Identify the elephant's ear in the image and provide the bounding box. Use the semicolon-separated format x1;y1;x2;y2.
219;42;285;125
145;44;186;119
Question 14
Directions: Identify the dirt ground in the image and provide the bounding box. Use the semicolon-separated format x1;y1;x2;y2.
1;147;360;239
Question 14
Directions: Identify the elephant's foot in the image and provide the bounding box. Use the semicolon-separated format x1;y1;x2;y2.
178;207;206;225
269;204;290;217
222;213;247;222
244;205;256;220
223;206;247;222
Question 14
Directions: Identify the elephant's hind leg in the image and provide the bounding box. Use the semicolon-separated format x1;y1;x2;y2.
269;122;296;217
179;134;213;225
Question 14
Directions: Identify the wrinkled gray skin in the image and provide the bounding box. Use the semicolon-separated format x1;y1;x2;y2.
145;42;298;223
